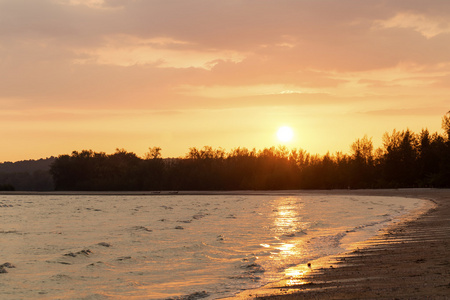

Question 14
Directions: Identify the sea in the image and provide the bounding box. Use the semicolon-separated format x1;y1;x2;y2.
0;193;430;299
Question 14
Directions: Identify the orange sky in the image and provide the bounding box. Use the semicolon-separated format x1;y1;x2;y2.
1;0;449;162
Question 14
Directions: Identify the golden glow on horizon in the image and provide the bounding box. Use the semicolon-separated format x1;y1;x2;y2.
277;126;294;143
0;1;448;162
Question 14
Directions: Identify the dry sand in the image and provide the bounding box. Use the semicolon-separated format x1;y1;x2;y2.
231;188;450;299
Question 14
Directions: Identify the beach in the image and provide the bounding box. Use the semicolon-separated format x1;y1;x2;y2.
231;189;450;299
0;189;448;299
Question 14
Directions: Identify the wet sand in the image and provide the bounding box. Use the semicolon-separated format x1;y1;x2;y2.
233;189;450;299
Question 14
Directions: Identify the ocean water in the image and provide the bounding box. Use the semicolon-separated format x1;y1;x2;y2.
0;194;429;299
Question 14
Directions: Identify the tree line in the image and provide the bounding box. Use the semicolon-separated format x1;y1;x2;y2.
49;112;450;191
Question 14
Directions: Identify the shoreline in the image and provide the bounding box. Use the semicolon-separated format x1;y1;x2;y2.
0;188;443;196
229;188;450;299
2;188;449;298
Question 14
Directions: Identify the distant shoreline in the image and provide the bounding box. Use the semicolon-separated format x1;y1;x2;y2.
0;188;442;196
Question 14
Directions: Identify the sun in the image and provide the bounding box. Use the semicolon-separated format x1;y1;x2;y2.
277;126;294;143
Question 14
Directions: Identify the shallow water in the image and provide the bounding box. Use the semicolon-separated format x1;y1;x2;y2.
0;194;428;299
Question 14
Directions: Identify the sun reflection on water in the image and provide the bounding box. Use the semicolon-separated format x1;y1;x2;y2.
284;267;312;286
269;197;311;285
273;205;297;234
274;243;296;258
272;197;306;239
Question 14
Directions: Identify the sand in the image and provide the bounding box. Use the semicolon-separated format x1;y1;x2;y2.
230;188;450;299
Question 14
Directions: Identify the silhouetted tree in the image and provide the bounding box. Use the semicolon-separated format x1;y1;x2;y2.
381;129;417;187
442;111;450;140
350;135;375;188
48;111;450;191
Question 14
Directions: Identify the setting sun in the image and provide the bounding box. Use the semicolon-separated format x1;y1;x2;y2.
277;126;294;143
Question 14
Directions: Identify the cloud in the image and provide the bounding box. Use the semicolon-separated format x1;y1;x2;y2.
1;0;450;112
3;0;450;162
374;12;450;38
73;34;247;68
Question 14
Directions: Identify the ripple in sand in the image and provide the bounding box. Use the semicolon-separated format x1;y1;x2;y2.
64;249;93;257
0;230;19;235
50;274;72;281
131;226;153;232
0;262;15;274
116;256;132;261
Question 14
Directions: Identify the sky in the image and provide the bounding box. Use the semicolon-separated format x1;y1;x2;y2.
1;0;449;162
